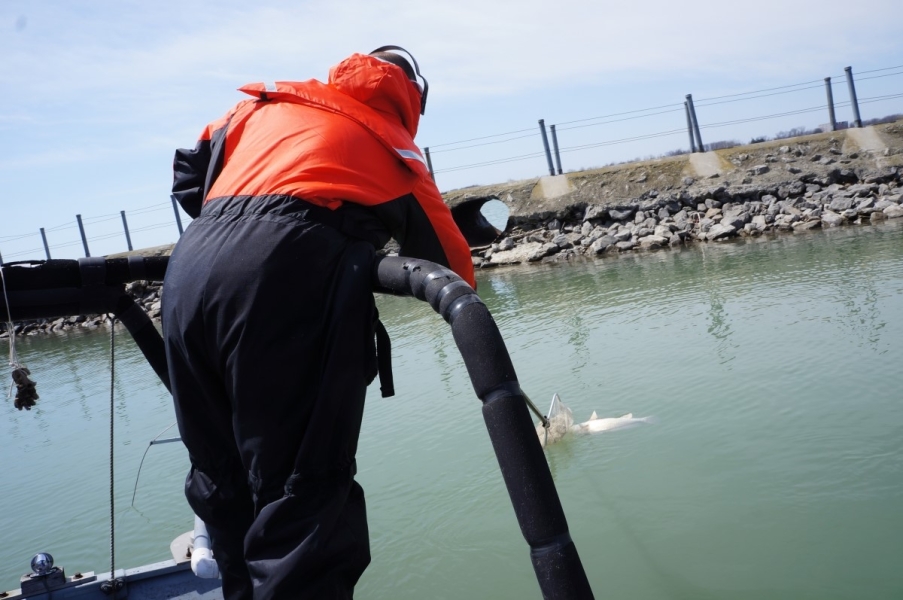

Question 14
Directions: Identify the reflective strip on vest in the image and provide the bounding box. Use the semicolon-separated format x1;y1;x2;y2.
396;148;426;165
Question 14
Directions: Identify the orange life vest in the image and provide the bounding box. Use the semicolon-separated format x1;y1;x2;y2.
173;53;475;288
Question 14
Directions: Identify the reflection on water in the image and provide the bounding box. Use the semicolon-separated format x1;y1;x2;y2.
1;222;902;599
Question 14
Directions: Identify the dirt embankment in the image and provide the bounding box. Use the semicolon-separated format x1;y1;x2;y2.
443;122;903;223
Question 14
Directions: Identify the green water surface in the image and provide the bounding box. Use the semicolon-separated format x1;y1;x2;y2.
2;222;901;599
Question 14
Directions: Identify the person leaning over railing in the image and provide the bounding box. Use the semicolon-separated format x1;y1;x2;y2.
163;46;474;600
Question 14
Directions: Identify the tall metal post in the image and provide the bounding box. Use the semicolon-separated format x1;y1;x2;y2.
40;228;51;259
170;196;184;236
684;101;697;153
550;125;563;175
424;147;435;181
76;214;90;257
121;210;133;251
686;94;704;152
824;77;837;131
844;66;862;128
538;119;555;176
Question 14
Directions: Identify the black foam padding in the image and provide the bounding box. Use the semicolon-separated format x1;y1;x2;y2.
114;295;171;391
419;267;455;297
109;256;168;282
372;256;412;296
450;303;518;398
1;288;82;320
0;257;169;291
78;257;108;317
436;280;476;321
482;392;568;540
127;255;147;281
2;287;120;320
530;538;595;599
0;260;81;290
97;257;168;283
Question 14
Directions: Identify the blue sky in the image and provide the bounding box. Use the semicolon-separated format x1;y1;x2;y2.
2;0;901;260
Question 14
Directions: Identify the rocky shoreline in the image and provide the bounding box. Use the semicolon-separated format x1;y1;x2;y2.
475;162;903;268
446;122;903;268
6;168;900;339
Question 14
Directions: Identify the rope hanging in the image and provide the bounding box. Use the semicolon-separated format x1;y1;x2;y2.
100;315;124;597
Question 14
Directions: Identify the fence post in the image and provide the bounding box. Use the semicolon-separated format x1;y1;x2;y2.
686;94;704;152
424;147;435;181
76;214;90;257
40;228;51;259
538;119;555;176
121;210;133;251
824;77;837;131
170;196;184;236
844;66;862;128
684;101;697;153
550;125;563;175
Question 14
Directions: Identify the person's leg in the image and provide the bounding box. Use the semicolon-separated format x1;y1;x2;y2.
166;198;377;599
163;221;256;600
246;476;370;600
183;466;255;600
228;237;377;599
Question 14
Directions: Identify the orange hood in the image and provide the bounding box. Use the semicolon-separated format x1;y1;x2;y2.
328;53;422;138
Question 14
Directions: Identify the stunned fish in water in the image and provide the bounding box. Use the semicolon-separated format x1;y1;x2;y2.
536;394;653;448
570;411;653;434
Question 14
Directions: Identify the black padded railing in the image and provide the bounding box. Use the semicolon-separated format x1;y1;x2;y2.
0;257;170;390
374;255;593;599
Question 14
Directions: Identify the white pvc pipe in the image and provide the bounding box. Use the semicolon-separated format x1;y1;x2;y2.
191;515;220;579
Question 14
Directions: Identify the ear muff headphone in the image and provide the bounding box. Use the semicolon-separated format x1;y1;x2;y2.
369;45;429;115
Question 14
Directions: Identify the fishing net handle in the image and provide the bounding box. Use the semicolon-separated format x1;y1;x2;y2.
373;255;594;599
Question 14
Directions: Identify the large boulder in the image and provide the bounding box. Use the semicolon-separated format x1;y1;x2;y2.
590;235;616;254
706;223;737;241
792;220;821;231
828;197;854;212
616;240;638;252
489;242;546;264
821;210;844;227
639;235;669;249
609;207;636;221
583;204;608;221
751;215;768;230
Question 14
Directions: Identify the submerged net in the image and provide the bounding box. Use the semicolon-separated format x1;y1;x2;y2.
536;393;574;448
